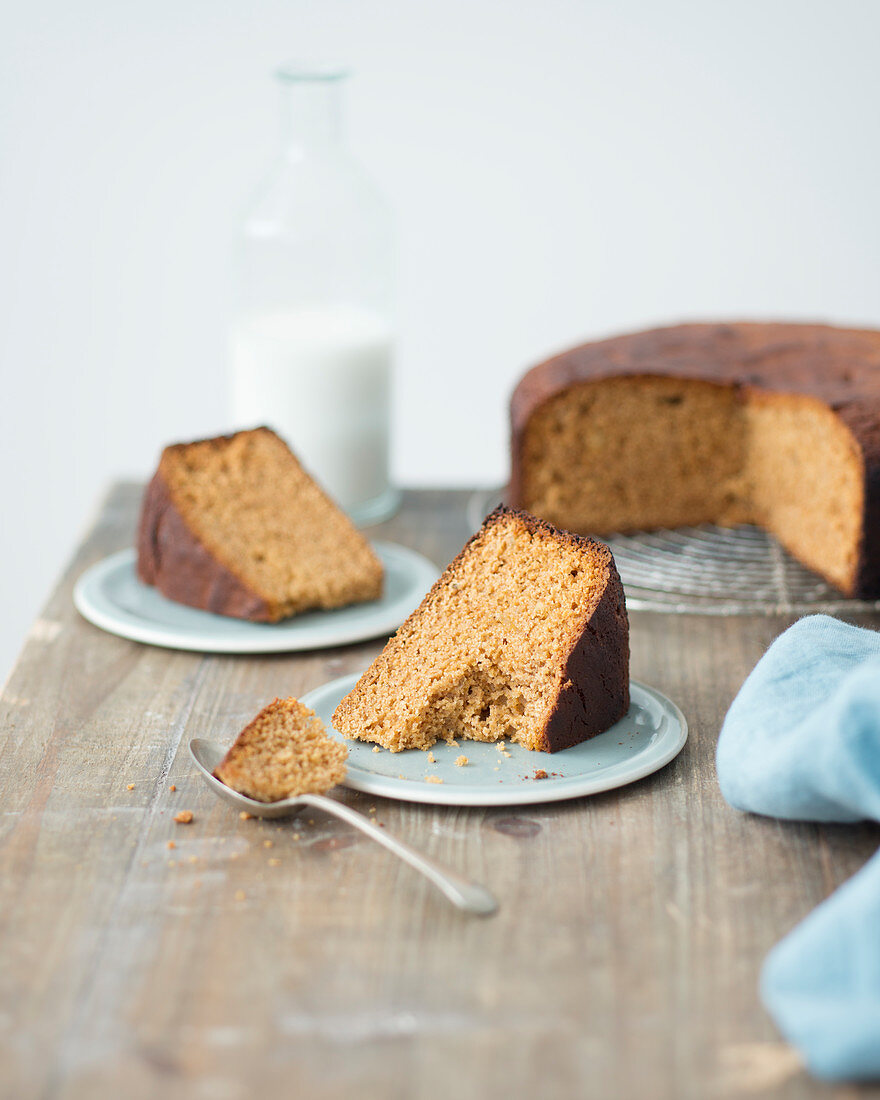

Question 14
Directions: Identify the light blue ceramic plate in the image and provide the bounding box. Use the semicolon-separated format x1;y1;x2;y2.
73;544;440;654
302;673;688;806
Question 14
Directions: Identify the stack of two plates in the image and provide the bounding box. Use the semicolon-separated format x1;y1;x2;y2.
74;543;688;807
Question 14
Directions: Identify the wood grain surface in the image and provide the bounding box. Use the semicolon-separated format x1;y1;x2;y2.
1;484;879;1100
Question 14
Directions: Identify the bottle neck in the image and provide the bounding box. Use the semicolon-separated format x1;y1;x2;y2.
279;77;345;157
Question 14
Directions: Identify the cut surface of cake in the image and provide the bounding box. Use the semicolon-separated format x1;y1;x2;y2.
332;507;630;754
214;697;347;801
137;427;384;621
509;322;880;597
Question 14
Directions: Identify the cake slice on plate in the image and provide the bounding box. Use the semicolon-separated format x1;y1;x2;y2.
333;506;630;753
214;697;347;801
137;427;383;622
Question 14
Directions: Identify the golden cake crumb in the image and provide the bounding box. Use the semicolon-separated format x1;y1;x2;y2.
427;752;436;763
214;697;347;802
455;756;468;766
166;840;176;850
372;746;381;753
425;775;443;784
263;839;273;848
170;784;176;792
240;811;253;820
174;810;194;824
126;783;135;790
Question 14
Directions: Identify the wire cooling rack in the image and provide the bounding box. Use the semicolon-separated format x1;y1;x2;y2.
466;488;880;616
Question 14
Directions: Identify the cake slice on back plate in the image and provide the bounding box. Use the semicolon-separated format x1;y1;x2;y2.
333;506;630;753
137;427;383;622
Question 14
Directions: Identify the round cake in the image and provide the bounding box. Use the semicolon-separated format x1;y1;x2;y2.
510;322;880;598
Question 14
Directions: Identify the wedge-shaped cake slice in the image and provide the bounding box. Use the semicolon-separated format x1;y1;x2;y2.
333;507;630;753
137;427;383;621
214;697;347;801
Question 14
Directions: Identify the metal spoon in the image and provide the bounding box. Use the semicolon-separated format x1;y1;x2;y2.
189;739;498;916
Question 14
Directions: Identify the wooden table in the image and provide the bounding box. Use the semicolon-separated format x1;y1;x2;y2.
2;485;879;1100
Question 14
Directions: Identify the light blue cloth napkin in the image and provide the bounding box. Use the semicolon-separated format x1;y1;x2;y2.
716;614;880;1080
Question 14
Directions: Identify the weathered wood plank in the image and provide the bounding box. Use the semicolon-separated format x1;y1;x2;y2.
0;484;878;1100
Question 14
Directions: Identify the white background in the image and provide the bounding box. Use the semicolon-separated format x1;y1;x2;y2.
2;0;880;680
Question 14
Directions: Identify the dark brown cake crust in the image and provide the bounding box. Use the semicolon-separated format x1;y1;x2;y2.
480;507;630;752
137;470;273;621
509;322;880;598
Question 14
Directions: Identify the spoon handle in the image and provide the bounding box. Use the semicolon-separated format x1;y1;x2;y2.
297;793;498;916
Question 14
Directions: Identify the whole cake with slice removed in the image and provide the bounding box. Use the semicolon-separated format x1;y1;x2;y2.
214;697;347;801
510;322;880;597
333;506;629;753
137;427;383;621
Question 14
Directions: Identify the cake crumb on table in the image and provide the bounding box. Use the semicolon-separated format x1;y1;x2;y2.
173;810;194;824
425;776;443;784
427;752;436;764
455;756;468;767
533;769;549;780
169;784;176;792
372;746;381;753
166;840;176;850
239;811;253;821
126;783;134;790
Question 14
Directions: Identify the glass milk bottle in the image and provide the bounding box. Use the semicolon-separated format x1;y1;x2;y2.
230;63;399;525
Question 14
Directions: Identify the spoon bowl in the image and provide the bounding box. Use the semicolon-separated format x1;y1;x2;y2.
190;738;317;820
